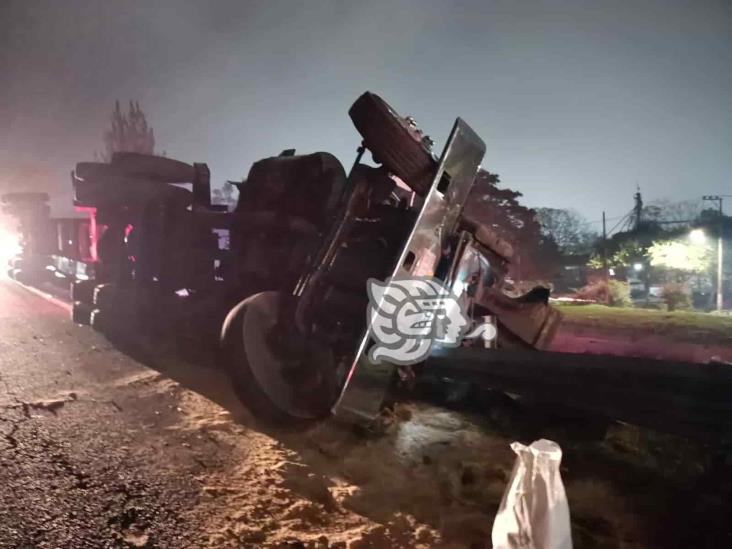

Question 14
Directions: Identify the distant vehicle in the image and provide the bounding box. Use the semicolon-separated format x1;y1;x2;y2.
628;277;646;299
648;285;663;298
1;192;96;287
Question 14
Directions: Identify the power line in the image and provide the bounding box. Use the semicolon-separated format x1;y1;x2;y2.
606;209;634;236
587;214;626;225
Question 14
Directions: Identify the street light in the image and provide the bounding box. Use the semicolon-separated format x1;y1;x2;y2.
689;228;706;245
702;195;725;311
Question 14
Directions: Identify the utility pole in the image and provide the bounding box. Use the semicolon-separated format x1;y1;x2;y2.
633;186;643;231
703;195;725;312
602;211;609;304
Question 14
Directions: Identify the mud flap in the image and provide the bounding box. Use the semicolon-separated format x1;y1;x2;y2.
333;118;486;424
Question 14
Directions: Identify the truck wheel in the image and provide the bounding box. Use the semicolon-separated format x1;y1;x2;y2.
349;92;437;196
93;283;118;310
77;155;196;184
71;280;96;304
74;162;114;180
73;177;192;209
72;301;93;325
89;308;107;332
110;153;196;183
220;291;337;425
90;307;124;334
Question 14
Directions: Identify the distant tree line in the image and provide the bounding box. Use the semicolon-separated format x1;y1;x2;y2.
534;208;597;255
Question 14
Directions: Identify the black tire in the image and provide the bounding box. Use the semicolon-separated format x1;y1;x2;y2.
77;155;196;184
74;162;115;180
220;292;337;426
72;301;93;325
73;177;192;209
110;153;196;183
93;283;120;311
71;279;96;304
93;283;140;317
349;92;437;196
89;308;107;332
90;303;142;338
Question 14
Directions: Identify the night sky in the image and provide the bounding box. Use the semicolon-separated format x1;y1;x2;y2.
1;0;730;225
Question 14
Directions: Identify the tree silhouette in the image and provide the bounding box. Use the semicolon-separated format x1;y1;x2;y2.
97;100;155;162
465;170;561;282
535;207;597;254
642;199;702;226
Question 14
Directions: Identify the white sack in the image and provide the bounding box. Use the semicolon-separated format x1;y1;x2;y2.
491;439;572;549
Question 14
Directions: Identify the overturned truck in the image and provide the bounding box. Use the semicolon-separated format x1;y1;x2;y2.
60;92;732;439
66;92;559;424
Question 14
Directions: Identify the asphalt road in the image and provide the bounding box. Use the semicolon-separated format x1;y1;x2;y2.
0;277;228;547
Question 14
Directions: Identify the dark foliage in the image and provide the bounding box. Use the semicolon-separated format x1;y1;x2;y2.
465;170;561;282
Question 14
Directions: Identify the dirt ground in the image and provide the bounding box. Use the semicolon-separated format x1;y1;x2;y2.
137;364;732;549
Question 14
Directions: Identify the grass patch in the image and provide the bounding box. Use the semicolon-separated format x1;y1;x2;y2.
555;303;732;342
